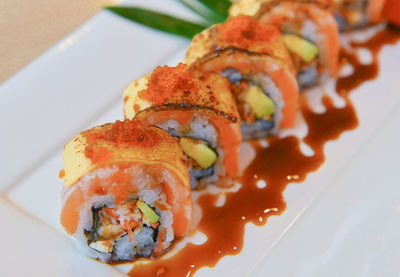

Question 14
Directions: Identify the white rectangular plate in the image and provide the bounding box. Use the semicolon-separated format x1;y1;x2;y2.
1;1;400;276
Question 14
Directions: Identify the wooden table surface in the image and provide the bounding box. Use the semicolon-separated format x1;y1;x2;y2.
0;0;120;83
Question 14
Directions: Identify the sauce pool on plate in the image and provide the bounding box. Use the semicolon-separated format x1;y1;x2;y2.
126;27;400;277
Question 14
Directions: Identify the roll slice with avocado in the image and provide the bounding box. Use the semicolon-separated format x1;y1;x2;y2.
60;119;192;263
186;16;299;139
123;64;242;189
332;0;386;31
229;0;340;89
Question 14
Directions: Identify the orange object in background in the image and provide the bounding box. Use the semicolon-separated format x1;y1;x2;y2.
383;0;400;27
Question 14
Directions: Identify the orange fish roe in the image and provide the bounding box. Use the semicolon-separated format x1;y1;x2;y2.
219;15;280;51
58;169;65;178
84;146;114;165
86;119;160;148
139;63;198;105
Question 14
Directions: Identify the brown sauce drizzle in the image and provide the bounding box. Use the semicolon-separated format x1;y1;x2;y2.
128;27;400;277
337;27;400;92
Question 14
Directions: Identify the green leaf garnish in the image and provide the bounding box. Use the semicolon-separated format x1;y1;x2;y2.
195;0;231;19
178;0;226;23
105;6;209;39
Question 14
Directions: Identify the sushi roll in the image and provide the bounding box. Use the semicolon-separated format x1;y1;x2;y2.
60;119;191;263
186;16;299;140
383;0;400;27
123;64;241;189
230;0;340;88
332;0;386;30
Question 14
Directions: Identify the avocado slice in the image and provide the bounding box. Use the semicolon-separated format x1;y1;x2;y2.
283;34;319;63
137;200;160;224
244;85;275;119
179;138;217;169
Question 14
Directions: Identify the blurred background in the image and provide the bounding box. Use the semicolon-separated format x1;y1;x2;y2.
0;0;120;83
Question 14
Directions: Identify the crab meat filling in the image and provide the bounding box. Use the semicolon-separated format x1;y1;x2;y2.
85;199;160;256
